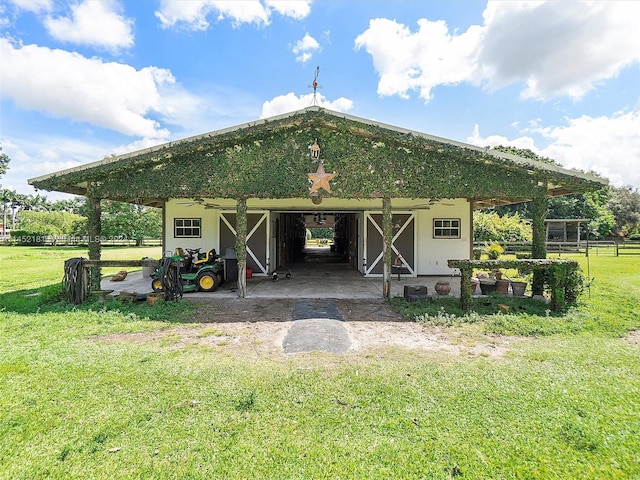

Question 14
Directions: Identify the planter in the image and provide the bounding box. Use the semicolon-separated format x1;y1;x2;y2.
511;281;527;297
471;277;479;294
434;281;451;296
479;279;496;295
495;279;510;294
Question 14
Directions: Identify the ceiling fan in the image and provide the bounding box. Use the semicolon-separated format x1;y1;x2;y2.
177;198;220;209
410;198;455;209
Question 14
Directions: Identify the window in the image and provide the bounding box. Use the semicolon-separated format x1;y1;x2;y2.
174;218;201;238
433;218;460;239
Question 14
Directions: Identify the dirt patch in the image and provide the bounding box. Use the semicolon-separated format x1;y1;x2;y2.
90;298;516;358
624;329;640;346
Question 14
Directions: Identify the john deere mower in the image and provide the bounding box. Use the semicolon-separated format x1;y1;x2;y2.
151;247;224;293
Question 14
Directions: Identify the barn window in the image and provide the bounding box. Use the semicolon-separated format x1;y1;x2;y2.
433;218;460;239
174;218;201;238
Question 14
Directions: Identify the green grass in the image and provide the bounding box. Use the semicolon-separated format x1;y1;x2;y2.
1;246;640;479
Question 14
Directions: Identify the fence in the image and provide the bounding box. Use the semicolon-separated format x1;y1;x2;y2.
4;235;162;247
474;241;640;257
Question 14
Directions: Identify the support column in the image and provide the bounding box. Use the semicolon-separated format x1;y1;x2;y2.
382;197;393;299
87;191;102;292
235;197;247;298
531;185;548;296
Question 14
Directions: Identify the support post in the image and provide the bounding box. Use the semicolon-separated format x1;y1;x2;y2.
87;191;102;292
531;185;548;296
459;265;473;312
382;197;393;299
235;197;248;298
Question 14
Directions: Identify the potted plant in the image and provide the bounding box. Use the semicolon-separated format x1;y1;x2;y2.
484;242;504;260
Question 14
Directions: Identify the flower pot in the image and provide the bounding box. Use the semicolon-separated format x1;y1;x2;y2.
479;279;496;295
471;278;479;294
511;281;527;297
495;279;510;295
434;281;451;296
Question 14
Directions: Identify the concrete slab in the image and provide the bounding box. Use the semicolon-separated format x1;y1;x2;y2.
283;318;351;354
100;264;461;301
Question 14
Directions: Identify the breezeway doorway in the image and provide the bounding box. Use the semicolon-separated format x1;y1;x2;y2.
272;212;359;274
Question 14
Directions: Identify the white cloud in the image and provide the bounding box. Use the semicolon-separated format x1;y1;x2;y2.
261;93;353;118
355;1;640;102
538;110;640;188
292;33;319;63
0;38;179;140
355;17;482;102
265;0;310;20
155;0;311;30
478;1;640;100
467;124;537;152
6;0;52;14
468;108;640;189
44;0;134;52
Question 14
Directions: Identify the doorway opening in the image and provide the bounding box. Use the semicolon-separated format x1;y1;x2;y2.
274;212;359;273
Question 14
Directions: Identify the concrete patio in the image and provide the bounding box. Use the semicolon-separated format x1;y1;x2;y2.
100;262;461;301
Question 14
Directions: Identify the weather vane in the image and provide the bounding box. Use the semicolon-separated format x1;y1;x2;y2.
309;66;321;106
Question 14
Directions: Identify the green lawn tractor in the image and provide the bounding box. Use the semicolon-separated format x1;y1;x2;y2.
151;247;224;293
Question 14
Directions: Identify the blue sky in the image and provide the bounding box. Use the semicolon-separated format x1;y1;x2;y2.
1;0;639;200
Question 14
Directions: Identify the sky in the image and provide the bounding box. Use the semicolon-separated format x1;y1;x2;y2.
1;0;639;201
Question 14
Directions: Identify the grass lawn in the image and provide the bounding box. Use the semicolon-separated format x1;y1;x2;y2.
1;246;639;479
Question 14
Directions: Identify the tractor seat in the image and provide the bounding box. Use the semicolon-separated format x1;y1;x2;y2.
193;248;217;266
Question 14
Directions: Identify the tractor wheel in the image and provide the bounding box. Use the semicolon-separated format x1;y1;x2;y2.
196;271;219;292
151;278;163;292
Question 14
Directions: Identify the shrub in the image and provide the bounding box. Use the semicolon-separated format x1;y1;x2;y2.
473;211;532;243
484;242;504;259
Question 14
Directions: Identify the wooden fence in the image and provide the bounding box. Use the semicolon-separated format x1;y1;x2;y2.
474;241;640;256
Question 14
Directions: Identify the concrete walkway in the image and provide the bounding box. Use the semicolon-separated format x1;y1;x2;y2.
283;299;351;354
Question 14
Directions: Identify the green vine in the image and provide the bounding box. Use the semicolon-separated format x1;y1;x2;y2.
86;192;102;292
530;186;548;295
382;197;392;298
32;110;604;204
235;197;247;298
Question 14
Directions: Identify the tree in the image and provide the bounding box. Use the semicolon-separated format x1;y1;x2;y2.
0;144;9;181
489;146;614;239
16;210;83;236
50;197;85;215
73;200;161;245
608;186;640;237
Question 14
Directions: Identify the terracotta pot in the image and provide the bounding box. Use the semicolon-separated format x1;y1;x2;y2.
434;281;451;295
511;281;527;297
495;279;510;294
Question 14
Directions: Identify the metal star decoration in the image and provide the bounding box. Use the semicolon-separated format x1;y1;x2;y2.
308;161;336;194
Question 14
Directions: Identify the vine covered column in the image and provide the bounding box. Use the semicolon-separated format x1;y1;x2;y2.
382;196;393;299
531;184;548;296
235;197;247;298
86;188;102;292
